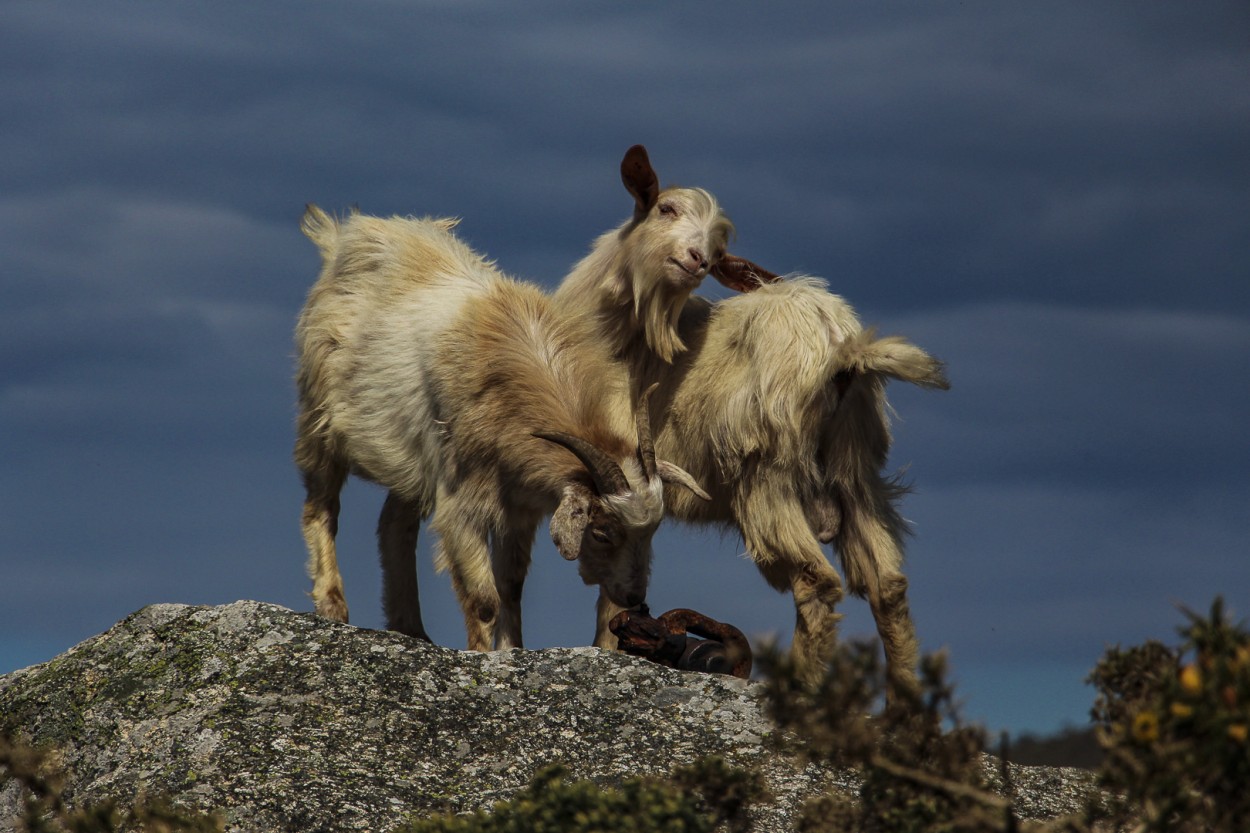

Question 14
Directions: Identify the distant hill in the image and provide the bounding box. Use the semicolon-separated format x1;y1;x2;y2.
1010;726;1103;770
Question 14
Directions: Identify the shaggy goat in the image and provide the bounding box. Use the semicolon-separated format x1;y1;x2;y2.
294;206;708;650
555;156;947;696
640;279;949;698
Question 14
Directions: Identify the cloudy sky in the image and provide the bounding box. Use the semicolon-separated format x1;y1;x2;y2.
3;2;1247;736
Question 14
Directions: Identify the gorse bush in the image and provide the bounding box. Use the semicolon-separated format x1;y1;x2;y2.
754;596;1250;833
758;642;1012;833
1089;597;1250;832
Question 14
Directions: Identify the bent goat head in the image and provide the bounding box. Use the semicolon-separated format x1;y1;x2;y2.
536;384;708;609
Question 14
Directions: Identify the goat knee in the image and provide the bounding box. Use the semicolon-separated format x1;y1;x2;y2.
793;562;844;608
454;589;500;652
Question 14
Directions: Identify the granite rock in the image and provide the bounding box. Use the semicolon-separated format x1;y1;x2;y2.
0;601;1098;831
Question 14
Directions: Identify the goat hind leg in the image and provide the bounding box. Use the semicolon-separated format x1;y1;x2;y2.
300;459;350;623
377;490;432;641
793;561;847;681
866;570;920;706
739;479;845;682
837;493;921;706
758;557;846;684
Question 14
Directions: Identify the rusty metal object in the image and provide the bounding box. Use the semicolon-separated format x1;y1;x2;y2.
609;607;752;678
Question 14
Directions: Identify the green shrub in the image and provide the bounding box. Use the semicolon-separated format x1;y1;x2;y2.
757;642;1012;833
1088;597;1250;832
752;596;1248;832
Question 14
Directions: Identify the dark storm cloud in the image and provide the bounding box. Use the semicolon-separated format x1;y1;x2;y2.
2;1;1247;733
1;193;304;301
888;302;1250;487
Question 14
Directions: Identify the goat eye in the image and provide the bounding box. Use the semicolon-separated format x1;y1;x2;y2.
590;528;613;545
658;203;677;217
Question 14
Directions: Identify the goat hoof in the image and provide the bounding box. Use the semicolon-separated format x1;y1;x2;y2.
314;589;349;624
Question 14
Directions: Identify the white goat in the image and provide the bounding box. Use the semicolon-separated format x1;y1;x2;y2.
643;280;948;698
294;207;707;650
552;148;948;695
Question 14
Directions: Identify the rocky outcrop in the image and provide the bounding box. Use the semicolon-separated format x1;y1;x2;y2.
0;601;1096;832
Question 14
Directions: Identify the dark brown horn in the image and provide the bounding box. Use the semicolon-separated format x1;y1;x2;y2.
710;254;781;292
534;432;630;496
635;383;659;480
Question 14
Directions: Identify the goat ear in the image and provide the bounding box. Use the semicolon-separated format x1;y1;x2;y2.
656;460;712;502
550;483;593;560
621;144;660;220
710;254;781;292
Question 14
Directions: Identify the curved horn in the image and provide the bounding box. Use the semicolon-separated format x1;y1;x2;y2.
635;383;659;480
534;431;630;496
710;254;781;292
656;461;711;502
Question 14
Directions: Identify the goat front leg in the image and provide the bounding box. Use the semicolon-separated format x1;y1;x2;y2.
434;516;500;652
491;524;536;650
377;490;432;641
594;591;626;650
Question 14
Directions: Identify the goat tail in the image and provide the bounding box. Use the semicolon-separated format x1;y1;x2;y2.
840;330;950;390
301;203;340;260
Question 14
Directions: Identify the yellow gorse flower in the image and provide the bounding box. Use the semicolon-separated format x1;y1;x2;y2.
1229;723;1248;743
1132;711;1160;743
1234;644;1250;669
1179;663;1202;695
1170;702;1194;719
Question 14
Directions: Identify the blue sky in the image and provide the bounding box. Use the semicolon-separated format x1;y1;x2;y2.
2;1;1247;736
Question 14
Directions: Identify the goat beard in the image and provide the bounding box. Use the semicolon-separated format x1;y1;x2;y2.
632;277;692;364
